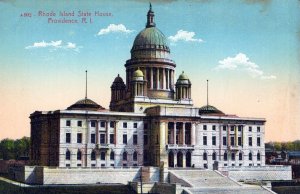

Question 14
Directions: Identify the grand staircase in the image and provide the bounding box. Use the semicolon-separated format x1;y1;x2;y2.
169;169;273;194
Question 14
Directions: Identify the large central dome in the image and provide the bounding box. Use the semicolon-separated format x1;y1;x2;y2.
132;27;169;50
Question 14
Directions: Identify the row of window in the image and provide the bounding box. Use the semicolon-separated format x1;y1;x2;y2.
202;152;261;161
65;133;141;145
202;136;261;147
65;120;141;129
65;150;138;161
202;125;261;132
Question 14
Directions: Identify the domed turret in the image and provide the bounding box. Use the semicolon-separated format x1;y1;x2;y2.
131;69;145;97
133;69;144;78
110;74;126;104
176;71;192;100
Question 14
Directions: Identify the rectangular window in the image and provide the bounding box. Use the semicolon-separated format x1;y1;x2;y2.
257;137;261;146
212;125;216;131
238;137;242;146
249;126;252;132
248;137;252;146
257;126;261;132
110;134;114;144
100;121;105;128
231;126;235;131
203;125;207;130
230;136;235;146
133;134;138;145
100;134;105;144
77;133;82;143
223;136;227;146
66;120;71;127
203;136;207;145
110;121;115;128
91;121;96;128
212;136;216;146
66;133;71;143
238;126;242;132
144;135;148;145
100;152;105;160
66;164;70;167
123;134;127;144
133;123;138;128
123;122;127;128
223;126;227;131
91;134;95;144
144;123;148;130
77;121;82;127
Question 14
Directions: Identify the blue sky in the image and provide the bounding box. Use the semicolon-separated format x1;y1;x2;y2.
0;0;299;141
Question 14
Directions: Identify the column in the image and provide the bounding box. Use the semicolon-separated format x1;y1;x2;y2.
183;153;186;168
150;68;153;89
166;69;169;90
163;68;166;89
114;121;118;145
157;68;160;89
96;120;99;145
106;121;109;144
171;70;174;90
182;123;186;145
191;123;196;145
106;149;111;167
227;125;230;146
174;152;177;167
235;125;238;146
173;122;177;145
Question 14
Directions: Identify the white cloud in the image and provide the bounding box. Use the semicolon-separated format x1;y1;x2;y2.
215;53;276;80
25;40;81;52
97;24;133;35
168;30;203;43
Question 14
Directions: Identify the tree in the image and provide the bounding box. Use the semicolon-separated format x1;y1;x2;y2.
0;138;15;160
0;137;30;160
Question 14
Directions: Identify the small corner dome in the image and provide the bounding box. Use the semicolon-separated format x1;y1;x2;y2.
198;105;224;115
133;69;144;78
113;74;124;83
176;71;191;85
67;98;105;111
178;71;189;80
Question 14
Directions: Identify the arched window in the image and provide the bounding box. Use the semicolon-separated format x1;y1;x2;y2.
66;150;71;160
239;152;243;160
231;153;235;161
249;152;252;161
100;152;105;160
123;152;127;161
257;152;261;161
91;151;96;161
133;151;138;161
203;152;207;160
77;150;82;160
212;152;216;160
224;152;228;161
110;152;115;160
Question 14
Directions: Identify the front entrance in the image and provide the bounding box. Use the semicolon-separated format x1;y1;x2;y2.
186;152;191;167
168;152;174;167
177;152;183;167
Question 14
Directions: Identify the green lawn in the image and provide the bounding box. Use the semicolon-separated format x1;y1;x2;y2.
0;180;136;194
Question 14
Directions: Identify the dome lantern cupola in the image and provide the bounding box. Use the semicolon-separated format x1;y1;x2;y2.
146;3;155;28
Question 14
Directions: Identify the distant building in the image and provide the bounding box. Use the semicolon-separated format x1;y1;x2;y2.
30;5;266;169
